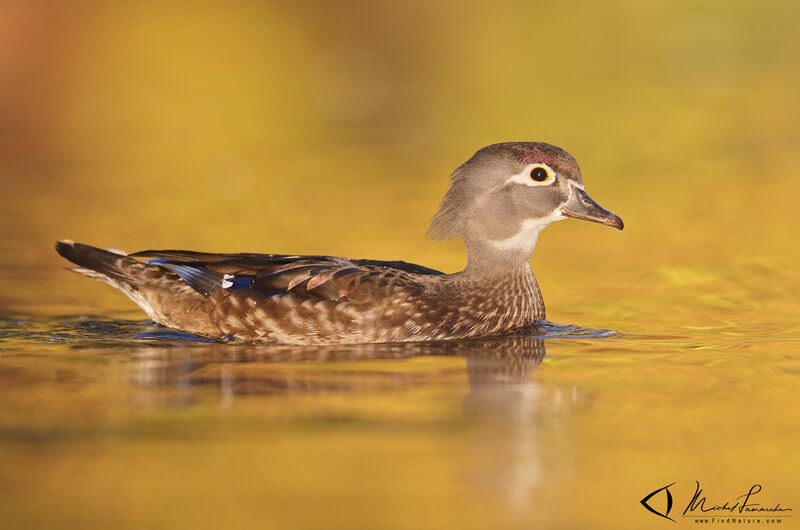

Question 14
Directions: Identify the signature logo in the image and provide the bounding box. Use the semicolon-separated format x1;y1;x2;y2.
641;482;792;524
640;482;676;521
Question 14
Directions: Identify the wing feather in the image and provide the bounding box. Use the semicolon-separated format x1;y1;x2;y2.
130;250;441;302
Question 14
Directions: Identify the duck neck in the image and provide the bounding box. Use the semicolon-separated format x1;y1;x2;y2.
454;238;545;325
462;238;534;279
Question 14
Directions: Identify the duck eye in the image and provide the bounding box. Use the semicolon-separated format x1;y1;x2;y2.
530;166;551;182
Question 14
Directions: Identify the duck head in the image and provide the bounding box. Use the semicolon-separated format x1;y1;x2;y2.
429;142;623;259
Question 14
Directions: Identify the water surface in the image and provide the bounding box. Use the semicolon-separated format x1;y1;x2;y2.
1;304;797;529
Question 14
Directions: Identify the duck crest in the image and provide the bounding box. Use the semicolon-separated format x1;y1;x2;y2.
55;142;622;344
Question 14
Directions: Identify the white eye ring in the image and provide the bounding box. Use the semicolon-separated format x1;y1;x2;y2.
504;163;558;187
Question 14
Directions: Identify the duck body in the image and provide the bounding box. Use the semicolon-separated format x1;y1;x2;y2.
56;142;622;345
55;243;544;344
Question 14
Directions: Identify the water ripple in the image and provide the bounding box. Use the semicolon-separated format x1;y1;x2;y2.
0;315;619;349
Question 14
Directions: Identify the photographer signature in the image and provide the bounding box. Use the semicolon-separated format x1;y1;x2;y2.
683;482;792;515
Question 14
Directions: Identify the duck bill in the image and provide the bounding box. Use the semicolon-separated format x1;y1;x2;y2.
561;188;624;230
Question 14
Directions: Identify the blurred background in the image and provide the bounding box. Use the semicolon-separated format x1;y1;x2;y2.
1;0;799;319
1;1;800;529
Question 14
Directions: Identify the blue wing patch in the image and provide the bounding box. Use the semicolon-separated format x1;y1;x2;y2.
223;276;254;290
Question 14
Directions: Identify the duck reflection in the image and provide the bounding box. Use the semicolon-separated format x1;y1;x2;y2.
126;332;573;516
127;333;547;401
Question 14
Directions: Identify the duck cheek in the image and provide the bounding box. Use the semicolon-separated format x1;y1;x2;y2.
533;189;571;218
513;192;550;221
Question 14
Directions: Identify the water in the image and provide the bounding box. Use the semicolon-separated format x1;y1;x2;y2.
2;1;800;528
1;310;797;529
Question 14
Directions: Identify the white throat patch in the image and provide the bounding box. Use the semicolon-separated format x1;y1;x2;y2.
491;211;567;251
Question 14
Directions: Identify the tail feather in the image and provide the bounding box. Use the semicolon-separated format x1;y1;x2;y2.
55;240;134;285
56;240;217;333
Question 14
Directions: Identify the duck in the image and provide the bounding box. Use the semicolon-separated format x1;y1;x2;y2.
56;142;623;345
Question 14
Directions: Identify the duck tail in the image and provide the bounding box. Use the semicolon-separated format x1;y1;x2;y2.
55;240;138;286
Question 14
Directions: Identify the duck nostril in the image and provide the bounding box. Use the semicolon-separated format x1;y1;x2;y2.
581;198;592;207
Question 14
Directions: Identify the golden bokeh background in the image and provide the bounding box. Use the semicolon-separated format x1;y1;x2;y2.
2;0;799;317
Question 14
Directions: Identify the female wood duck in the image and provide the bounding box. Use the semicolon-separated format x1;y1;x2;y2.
56;142;623;345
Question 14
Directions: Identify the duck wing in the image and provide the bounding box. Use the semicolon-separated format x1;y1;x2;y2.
129;250;443;301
